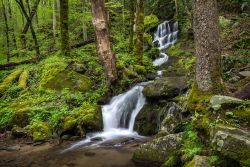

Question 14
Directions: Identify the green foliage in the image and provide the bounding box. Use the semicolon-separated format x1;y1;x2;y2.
181;124;203;162
26;121;52;142
144;14;159;32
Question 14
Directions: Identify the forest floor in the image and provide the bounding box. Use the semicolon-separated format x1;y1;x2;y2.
0;137;143;167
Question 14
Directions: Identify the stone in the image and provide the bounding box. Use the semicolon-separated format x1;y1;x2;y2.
133;133;183;165
11;127;27;138
43;70;91;93
72;63;87;73
186;156;211;167
211;126;250;166
239;71;250;77
210;95;243;110
143;77;187;99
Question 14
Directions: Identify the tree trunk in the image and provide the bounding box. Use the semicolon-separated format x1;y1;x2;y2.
128;0;135;53
20;0;40;48
1;0;10;62
53;0;57;39
81;0;87;41
16;0;41;58
7;0;17;50
91;0;117;86
135;0;144;64
193;0;223;93
59;0;70;57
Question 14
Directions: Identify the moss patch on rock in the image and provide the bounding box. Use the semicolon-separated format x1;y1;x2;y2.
26;121;52;142
0;69;22;94
18;70;29;89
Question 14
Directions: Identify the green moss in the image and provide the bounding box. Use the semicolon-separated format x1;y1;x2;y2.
43;70;91;92
187;83;213;112
77;103;102;131
10;109;31;128
192;113;210;136
18;70;29;89
238;148;250;167
167;44;185;56
26;121;52;142
134;65;146;75
144;14;159;32
0;69;22;94
62;116;77;132
234;107;250;126
163;155;178;167
184;159;195;167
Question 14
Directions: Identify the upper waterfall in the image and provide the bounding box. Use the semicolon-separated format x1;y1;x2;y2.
153;21;178;66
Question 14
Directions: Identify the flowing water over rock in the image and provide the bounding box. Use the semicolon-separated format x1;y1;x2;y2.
153;21;178;66
65;20;179;152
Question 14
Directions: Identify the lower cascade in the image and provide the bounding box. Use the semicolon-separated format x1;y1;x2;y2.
65;21;178;151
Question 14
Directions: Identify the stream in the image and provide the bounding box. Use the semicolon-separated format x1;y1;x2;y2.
0;20;178;167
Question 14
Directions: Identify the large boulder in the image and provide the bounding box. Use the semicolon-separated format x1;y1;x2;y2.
143;77;187;99
43;70;91;92
135;102;169;136
211;126;250;166
210;95;243;110
133;133;183;166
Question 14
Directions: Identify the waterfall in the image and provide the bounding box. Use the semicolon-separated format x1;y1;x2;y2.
64;20;178;152
153;21;178;66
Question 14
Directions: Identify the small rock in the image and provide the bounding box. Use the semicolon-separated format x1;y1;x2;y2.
239;71;250;77
11;127;27;138
186;156;211;167
70;136;80;141
6;145;21;151
91;137;103;141
61;135;71;140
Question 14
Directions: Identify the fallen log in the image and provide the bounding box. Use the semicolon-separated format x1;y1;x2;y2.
71;38;95;49
0;58;38;70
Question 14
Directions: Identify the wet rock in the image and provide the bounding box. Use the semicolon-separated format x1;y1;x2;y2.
135;102;170;136
211;126;250;166
146;73;157;80
210;95;243;110
185;156;211;167
143;77;187;99
61;135;71;140
70;136;81;141
102;137;133;146
11;127;27;138
91;137;103;141
133;132;183;165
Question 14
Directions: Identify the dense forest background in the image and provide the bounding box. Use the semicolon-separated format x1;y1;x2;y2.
0;0;250;167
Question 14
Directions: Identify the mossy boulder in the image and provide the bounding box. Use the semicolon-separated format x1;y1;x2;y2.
234;107;250;126
210;95;243;110
77;103;102;132
62;116;77;132
9;109;31;128
144;14;159;32
133;133;183;166
143;77;187;100
0;69;22;94
135;102;169;136
211;126;250;166
43;70;91;92
26;122;52;142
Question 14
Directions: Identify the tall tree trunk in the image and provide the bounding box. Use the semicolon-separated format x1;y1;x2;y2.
1;0;10;62
16;0;41;58
81;0;87;41
53;0;57;39
20;0;40;48
91;0;117;86
59;0;70;57
135;0;144;64
7;0;17;50
193;0;223;92
128;0;135;53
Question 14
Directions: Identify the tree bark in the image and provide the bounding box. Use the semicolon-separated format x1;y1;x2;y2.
19;0;40;48
135;0;144;64
1;0;10;62
128;0;135;53
7;0;17;50
193;0;223;93
16;0;41;58
59;0;70;57
91;0;117;86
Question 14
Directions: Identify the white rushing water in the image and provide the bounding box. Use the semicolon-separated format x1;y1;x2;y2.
153;21;178;66
65;86;146;151
65;21;178;152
